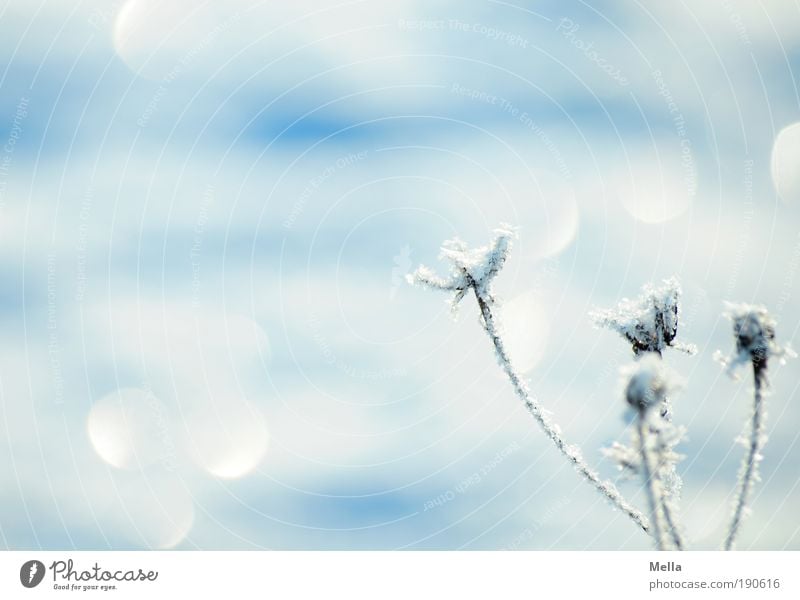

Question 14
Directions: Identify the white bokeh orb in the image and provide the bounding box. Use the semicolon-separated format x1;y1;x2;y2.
771;122;800;203
500;290;551;373
113;0;216;80
185;400;269;479
481;168;579;260
88;388;174;470
525;171;580;260
114;472;195;549
616;138;695;223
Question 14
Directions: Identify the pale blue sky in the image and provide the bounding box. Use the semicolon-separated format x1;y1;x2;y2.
1;0;799;550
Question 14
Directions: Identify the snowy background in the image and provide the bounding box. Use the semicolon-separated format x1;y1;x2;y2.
1;0;799;550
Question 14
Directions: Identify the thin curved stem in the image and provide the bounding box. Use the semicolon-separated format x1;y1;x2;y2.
472;284;650;534
637;415;665;550
723;363;765;550
635;350;683;549
660;493;684;550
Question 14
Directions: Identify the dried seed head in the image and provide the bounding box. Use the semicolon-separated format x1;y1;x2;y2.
591;276;696;356
407;224;517;314
715;303;795;377
620;353;682;413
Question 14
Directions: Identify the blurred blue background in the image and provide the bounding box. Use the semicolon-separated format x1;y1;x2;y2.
1;0;799;550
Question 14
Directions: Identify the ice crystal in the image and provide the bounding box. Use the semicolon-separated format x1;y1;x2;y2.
591;276;696;356
407;224;516;315
603;440;641;478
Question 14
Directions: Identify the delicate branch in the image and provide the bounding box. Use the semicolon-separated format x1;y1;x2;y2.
637;416;666;551
717;304;793;550
723;363;765;551
594;280;693;547
652;421;685;550
409;226;650;534
617;353;685;550
471;283;649;532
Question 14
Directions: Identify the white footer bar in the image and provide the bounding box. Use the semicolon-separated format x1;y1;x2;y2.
1;551;797;599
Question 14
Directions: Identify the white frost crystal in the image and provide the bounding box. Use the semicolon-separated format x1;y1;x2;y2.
407;224;516;314
591;276;696;356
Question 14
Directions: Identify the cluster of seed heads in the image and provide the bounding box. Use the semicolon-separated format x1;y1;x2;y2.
411;225;793;551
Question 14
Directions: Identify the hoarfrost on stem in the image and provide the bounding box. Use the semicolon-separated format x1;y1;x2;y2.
407;224;515;315
409;225;650;536
611;355;685;550
717;303;794;550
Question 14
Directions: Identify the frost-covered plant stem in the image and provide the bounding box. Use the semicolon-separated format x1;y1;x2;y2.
660;487;684;550
410;226;649;535
618;353;686;549
723;363;766;551
716;303;793;550
636;416;666;550
639;353;684;550
469;280;650;533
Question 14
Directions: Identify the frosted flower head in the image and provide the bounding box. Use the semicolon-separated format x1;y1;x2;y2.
407;224;517;313
715;303;794;376
620;353;682;413
591;276;696;356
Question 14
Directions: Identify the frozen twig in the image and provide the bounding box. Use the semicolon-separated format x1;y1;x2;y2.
717;304;794;550
591;276;696;423
723;363;765;551
637;416;666;550
408;225;650;534
618;354;685;550
593;278;694;547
